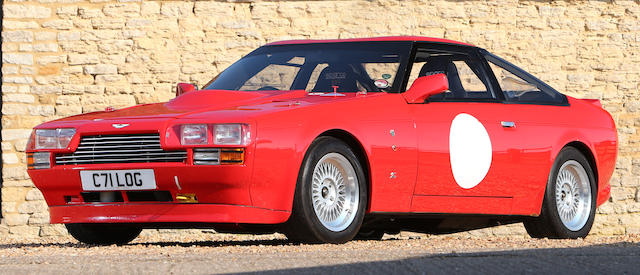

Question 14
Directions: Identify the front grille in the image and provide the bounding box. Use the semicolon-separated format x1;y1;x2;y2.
55;134;187;165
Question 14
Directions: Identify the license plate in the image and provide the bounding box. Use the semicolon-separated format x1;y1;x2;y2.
80;169;157;191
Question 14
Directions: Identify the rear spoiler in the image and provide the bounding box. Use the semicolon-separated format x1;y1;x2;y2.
581;98;602;108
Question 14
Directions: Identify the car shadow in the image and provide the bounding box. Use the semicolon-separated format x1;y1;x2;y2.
0;242;80;249
0;237;294;249
230;241;640;275
133;238;293;248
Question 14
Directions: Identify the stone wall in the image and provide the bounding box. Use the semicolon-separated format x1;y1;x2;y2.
1;0;639;237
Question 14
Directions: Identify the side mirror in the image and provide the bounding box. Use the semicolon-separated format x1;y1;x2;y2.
176;83;198;96
403;74;449;103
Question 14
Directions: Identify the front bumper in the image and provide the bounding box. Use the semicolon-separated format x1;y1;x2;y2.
50;203;290;224
28;161;291;224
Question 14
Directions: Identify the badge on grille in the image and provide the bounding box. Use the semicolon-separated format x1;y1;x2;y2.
112;123;130;129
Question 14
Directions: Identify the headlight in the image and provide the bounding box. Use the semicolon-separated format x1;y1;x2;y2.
214;124;250;145
181;124;208;145
179;123;250;146
34;128;76;149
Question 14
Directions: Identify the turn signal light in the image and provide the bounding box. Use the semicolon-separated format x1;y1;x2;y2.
27;152;51;169
220;148;244;165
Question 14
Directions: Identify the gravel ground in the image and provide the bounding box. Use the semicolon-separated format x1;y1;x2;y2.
0;232;638;274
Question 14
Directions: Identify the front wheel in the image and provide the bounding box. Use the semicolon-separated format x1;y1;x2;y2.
284;137;367;243
66;223;142;245
524;147;596;239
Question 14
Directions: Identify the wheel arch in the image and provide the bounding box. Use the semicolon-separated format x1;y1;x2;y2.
316;129;372;208
562;141;599;190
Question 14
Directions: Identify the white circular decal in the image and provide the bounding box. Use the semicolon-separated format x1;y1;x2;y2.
449;113;492;189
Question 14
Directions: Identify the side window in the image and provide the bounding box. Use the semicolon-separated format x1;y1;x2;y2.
240;64;300;91
452;60;489;97
486;57;565;104
406;50;491;101
488;61;545;102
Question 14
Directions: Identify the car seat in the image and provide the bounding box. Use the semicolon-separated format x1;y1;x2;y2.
312;64;360;93
419;56;465;98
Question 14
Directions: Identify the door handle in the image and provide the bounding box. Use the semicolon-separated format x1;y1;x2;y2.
501;121;516;128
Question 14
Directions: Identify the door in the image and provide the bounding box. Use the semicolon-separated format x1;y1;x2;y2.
406;45;519;214
482;52;573;215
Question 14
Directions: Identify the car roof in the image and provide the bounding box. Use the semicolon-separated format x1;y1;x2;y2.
265;36;475;47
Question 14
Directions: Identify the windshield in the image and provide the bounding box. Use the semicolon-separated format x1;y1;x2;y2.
204;42;412;93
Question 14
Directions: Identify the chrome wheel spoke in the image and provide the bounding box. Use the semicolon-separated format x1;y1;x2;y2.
310;153;359;232
555;160;591;231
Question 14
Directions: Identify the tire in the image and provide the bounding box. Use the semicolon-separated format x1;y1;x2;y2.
284;137;368;244
66;223;142;245
354;229;385;241
524;147;596;239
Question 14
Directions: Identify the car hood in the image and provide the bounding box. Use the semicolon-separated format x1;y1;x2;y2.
39;89;380;128
51;89;308;121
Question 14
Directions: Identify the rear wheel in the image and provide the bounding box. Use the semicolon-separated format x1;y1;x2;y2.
66;223;142;245
284;137;367;244
524;147;596;239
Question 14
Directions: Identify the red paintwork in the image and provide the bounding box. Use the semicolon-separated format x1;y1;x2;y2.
27;37;617;227
266;36;475;47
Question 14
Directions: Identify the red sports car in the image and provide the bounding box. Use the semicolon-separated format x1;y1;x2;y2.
26;36;617;245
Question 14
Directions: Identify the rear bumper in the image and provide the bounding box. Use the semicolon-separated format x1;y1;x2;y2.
50;203;290;224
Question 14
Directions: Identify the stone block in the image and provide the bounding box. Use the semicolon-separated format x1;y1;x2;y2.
17;201;48;214
35;31;57;41
3;21;40;29
160;1;193;17
91;18;125;29
28;105;55;116
4;213;29;226
28;212;49;225
1;129;32;141
57;6;78;16
4;4;51;19
56;105;83;116
103;3;140;17
2;202;17;213
42;19;74;30
3;76;33;84
3;94;35;104
78;7;103;19
2;31;34;42
68;54;99;65
3;54;34;65
141;1;160;15
2;104;28;115
33;43;59;52
37;55;66;65
2;153;19;165
40;224;67;236
19;44;33;52
31;85;63;94
84;64;118;75
9;225;40;236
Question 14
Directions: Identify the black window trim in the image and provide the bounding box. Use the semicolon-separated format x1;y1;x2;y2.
481;50;569;107
401;42;504;103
